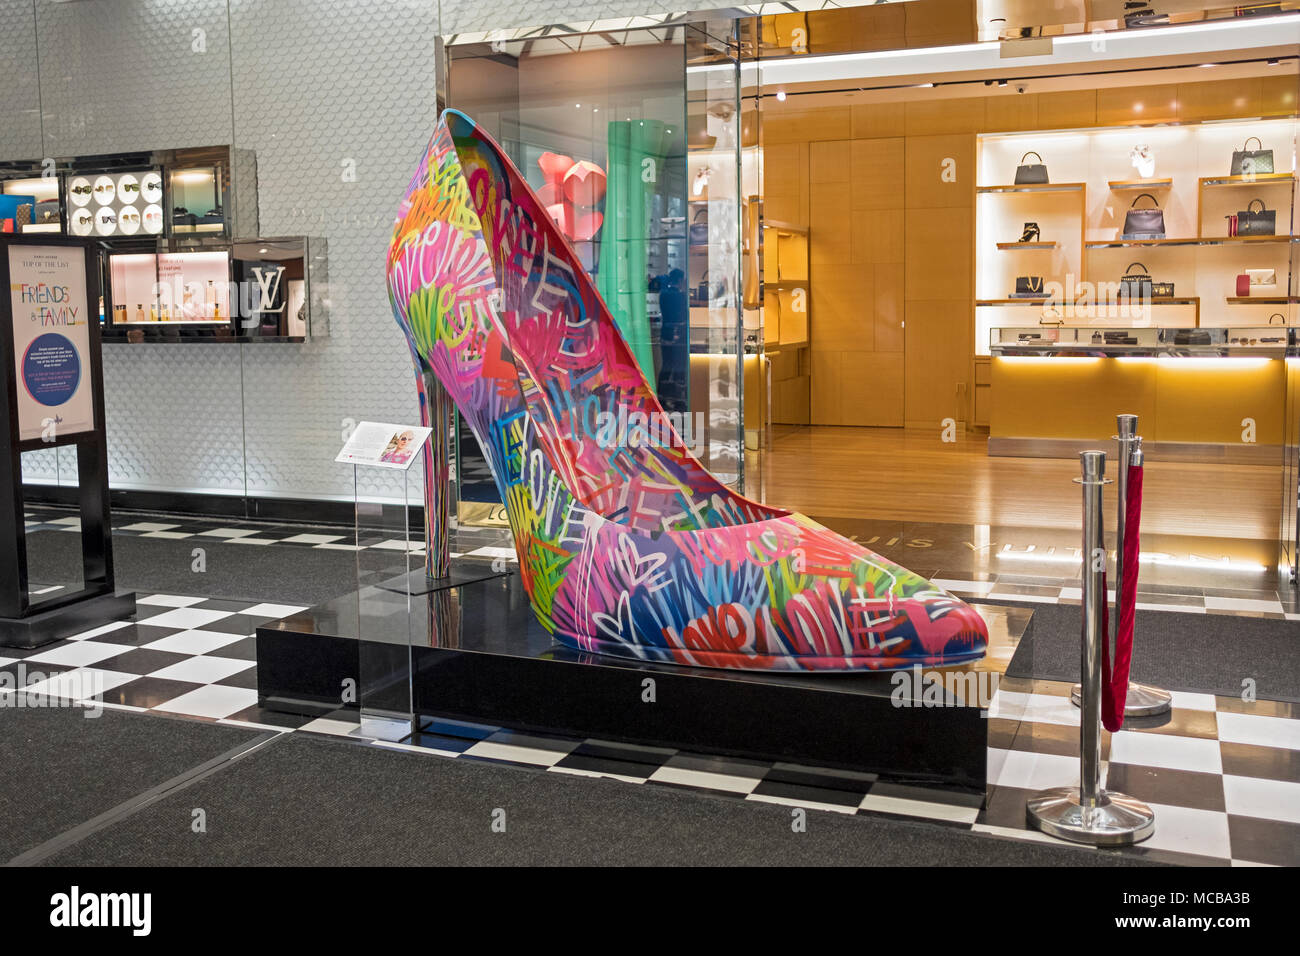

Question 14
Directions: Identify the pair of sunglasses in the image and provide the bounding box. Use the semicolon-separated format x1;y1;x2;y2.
75;213;92;225
99;212;116;224
120;211;139;223
121;182;140;193
70;184;92;195
94;184;112;193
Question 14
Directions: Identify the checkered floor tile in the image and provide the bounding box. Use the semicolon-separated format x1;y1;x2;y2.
22;504;518;565
10;503;1300;865
290;686;1299;866
3;588;1298;865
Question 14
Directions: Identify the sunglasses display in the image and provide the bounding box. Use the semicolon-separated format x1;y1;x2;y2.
69;177;92;208
58;168;162;237
93;176;116;206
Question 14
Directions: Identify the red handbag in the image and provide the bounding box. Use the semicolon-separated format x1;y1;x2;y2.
1236;274;1251;296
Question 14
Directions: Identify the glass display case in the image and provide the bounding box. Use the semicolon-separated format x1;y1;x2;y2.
990;325;1294;357
103;237;327;342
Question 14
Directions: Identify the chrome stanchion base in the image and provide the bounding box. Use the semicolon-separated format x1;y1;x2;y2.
1026;787;1156;846
1070;681;1173;717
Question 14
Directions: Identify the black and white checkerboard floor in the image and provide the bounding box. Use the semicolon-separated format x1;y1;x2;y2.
26;504;1298;617
3;588;1297;867
23;505;516;560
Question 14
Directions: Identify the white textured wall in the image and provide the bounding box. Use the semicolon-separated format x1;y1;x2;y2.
3;0;687;504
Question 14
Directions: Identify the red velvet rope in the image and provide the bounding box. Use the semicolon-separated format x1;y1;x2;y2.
1100;461;1143;733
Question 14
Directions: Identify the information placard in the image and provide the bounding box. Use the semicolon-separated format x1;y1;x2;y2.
7;244;94;441
335;421;431;471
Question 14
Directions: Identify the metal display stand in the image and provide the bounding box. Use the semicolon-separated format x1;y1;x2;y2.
0;235;135;648
1070;414;1172;717
1027;450;1155;846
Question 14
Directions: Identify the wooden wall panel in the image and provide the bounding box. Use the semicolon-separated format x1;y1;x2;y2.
904;133;974;209
852;102;906;139
1178;78;1261;122
763;108;852;145
763;142;807;225
985;94;1038;133
874;263;905;352
904;207;973;300
810;350;841;425
1032;90;1098;130
813;269;874;352
905;98;987;136
1260;74;1299;116
1097;84;1180;126
903;0;976;48
809;179;854;266
903;300;971;429
853;210;905;264
851;138;905;209
809;140;851;183
842;352;905;426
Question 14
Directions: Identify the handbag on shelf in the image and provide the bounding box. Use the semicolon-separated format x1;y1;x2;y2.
1122;193;1166;238
1124;2;1170;27
34;199;60;225
1013;151;1048;185
1151;281;1175;298
1236;274;1252;296
1118;262;1153;300
1225;214;1239;237
1237;198;1276;236
1230;136;1274;176
1013;275;1046;297
689;207;709;244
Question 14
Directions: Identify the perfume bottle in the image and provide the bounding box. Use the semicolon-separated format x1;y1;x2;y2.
149;304;158;322
205;280;216;318
136;304;145;323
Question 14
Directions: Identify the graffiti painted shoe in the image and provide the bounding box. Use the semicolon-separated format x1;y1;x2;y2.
387;110;988;672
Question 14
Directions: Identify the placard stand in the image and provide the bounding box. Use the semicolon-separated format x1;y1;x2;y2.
0;235;135;648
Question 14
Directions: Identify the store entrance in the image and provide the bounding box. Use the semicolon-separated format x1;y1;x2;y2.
746;3;1300;598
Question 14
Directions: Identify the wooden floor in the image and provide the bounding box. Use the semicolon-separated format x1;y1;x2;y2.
751;426;1284;540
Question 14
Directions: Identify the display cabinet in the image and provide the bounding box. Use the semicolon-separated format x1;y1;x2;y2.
0;145;258;242
102;236;328;343
976;118;1298;355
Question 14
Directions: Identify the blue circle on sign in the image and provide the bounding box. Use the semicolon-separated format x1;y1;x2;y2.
22;332;82;407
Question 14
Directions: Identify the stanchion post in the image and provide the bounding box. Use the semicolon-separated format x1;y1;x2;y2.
1078;450;1105;810
1027;450;1155;846
1071;414;1171;716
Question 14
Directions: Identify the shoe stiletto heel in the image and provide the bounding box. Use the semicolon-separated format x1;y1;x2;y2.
1019;222;1041;243
386;110;988;672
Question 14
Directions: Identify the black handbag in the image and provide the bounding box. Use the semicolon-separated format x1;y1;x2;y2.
689;208;708;244
1151;281;1175;297
1237;198;1276;236
34;199;60;224
1122;193;1165;238
1231;136;1274;176
1013;275;1046;297
1014;151;1048;185
1118;262;1153;300
1124;1;1170;26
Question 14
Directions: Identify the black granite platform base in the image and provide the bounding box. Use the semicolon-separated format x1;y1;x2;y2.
257;576;1022;793
0;590;137;649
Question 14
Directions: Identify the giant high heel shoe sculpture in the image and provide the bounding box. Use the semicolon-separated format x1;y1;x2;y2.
387;111;988;672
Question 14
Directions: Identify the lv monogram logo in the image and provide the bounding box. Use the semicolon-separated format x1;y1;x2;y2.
251;266;286;312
